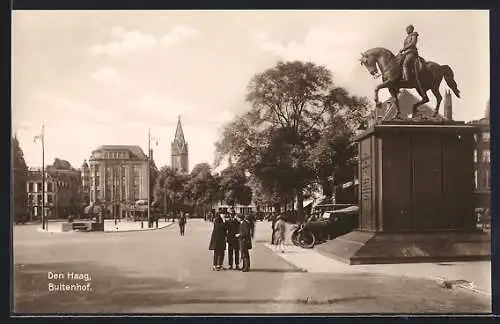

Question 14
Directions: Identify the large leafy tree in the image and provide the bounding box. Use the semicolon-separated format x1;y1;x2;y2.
219;164;252;207
154;166;188;215
12;136;28;223
311;88;369;197
216;61;369;222
185;163;218;217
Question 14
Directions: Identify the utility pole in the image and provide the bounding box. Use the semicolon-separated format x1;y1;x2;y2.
147;128;150;228
113;166;117;226
34;124;46;230
146;129;158;229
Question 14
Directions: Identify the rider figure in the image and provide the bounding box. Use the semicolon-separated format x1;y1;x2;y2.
399;24;419;82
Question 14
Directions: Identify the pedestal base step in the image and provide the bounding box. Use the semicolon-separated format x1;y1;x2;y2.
316;230;491;265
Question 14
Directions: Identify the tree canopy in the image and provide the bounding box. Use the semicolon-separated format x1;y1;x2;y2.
215;60;369;221
13;136;28;222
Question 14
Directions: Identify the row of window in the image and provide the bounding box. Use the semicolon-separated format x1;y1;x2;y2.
474;170;491;190
474;149;491;163
90;183;142;202
474;132;490;142
89;165;142;178
27;182;54;193
28;193;55;205
103;151;129;159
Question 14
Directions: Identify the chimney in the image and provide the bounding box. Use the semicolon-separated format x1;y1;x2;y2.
444;90;453;121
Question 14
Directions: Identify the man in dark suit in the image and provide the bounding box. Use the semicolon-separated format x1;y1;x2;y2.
209;213;228;270
226;213;241;270
179;212;187;236
238;214;253;272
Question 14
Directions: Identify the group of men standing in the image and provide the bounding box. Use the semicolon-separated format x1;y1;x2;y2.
208;212;254;272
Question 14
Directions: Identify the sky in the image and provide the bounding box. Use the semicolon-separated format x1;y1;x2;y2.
12;10;490;172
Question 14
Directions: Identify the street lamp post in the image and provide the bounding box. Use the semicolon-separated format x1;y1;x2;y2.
147;128;158;229
34;124;46;230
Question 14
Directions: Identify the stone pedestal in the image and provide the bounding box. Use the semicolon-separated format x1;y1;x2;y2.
326;121;490;264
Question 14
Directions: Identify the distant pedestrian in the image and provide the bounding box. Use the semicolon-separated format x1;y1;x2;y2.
238;214;253;272
274;216;286;253
179;213;187;236
226;213;241;270
209;213;228;271
270;213;278;244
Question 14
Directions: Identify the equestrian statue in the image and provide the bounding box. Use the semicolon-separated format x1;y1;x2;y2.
359;24;461;119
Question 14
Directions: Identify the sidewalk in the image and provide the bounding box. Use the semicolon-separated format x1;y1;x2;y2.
36;219;175;233
257;222;491;297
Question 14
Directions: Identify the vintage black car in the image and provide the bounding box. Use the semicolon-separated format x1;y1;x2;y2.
292;205;359;248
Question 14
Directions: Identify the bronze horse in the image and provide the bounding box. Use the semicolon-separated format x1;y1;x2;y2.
360;47;460;118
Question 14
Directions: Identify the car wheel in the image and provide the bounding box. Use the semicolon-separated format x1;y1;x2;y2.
298;231;316;249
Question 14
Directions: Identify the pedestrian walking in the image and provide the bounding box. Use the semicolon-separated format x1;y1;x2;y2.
238;214;253;272
270;212;277;245
209;213;228;271
179;213;187;236
226;213;241;270
274;216;287;253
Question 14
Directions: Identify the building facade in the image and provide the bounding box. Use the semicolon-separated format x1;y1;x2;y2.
87;145;149;218
468;116;490;209
171;116;189;174
26;164;81;220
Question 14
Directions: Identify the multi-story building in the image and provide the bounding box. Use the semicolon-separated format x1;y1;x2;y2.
26;160;81;220
87;145;151;218
171;116;189;174
468;101;490;209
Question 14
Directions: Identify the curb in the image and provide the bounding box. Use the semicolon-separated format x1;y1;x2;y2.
35;222;175;234
103;222;175;233
263;243;308;273
263;239;491;297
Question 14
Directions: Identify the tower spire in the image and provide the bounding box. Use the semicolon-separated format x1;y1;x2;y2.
173;116;186;151
171;115;189;173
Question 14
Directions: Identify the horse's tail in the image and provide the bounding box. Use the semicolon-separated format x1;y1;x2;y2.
441;65;461;98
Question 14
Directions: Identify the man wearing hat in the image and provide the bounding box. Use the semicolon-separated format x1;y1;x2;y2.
237;214;253;272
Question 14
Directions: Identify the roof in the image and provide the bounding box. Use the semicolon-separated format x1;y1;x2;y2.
91;145;147;160
172;116;188;154
467;118;490;126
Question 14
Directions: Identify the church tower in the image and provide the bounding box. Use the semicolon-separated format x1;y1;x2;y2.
443;90;453;121
171;116;189;174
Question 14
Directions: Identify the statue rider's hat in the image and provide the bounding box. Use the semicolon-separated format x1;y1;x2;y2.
406;24;414;30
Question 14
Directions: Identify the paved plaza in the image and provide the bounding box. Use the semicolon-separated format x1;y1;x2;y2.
13;220;491;314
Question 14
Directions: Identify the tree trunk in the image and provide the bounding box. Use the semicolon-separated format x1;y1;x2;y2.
321;178;333;197
296;187;305;223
